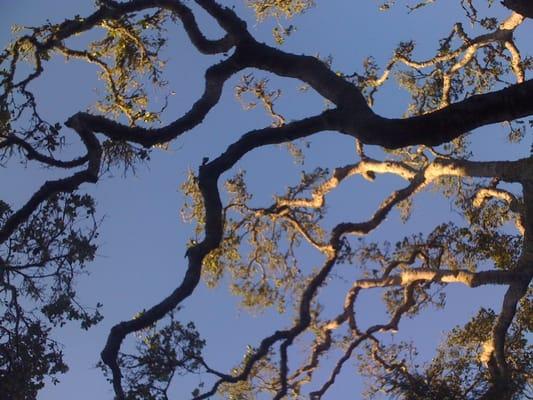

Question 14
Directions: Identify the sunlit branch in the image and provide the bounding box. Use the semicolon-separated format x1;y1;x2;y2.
310;283;419;399
439;13;524;107
485;280;530;392
504;40;525;83
332;174;426;238
353;12;525;108
473;187;525;235
55;46;141;124
355;268;522;288
423;157;528;182
68;53;242;147
288;284;363;393
275;155;529;220
277;212;332;254
482;180;533;394
99;112;336;398
3;1;533;398
276;158;417;210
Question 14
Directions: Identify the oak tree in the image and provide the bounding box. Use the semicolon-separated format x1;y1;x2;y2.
1;0;532;399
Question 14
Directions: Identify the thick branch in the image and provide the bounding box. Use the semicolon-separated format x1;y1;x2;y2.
342;79;533;148
483;180;533;393
100;112;336;398
502;0;533;18
355;268;522;289
50;2;533;153
5;2;532;398
68;54;243;147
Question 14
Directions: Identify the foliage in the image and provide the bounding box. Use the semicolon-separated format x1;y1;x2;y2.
1;0;532;399
248;0;314;19
99;311;205;400
359;307;532;400
0;193;101;397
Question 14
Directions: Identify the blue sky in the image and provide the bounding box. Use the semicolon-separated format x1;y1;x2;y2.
1;1;529;399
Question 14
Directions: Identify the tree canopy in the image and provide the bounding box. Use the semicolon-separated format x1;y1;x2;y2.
1;1;532;399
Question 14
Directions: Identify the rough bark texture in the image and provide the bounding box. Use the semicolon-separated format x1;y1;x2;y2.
1;1;532;399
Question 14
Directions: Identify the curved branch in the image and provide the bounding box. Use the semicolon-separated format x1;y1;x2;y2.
170;0;235;54
100;111;337;398
341;78;533;148
332;173;426;238
482;180;533;393
68;54;243;147
0;123;100;245
310;283;419;399
473;187;525;234
364;12;526;108
2;134;89;168
233;33;533;150
4;2;532;399
502;0;533;18
194;0;251;41
40;0;234;55
276;158;417;210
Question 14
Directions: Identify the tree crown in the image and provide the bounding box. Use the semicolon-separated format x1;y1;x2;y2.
0;1;532;399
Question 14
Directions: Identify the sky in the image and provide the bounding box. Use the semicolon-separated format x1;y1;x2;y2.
1;1;530;399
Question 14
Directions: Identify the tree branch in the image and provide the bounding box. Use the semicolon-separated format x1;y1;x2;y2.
0;122;100;245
